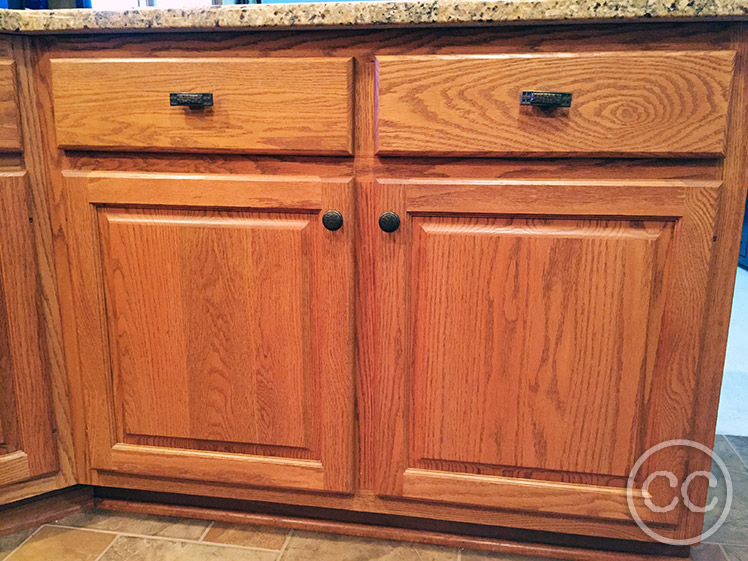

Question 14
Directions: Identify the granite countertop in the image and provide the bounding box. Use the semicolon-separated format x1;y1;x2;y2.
1;0;748;33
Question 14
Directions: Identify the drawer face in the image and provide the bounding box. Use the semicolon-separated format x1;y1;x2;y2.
50;58;354;154
377;52;735;157
0;61;21;152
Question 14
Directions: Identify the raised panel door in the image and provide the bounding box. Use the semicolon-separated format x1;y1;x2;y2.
67;172;355;493
364;178;719;538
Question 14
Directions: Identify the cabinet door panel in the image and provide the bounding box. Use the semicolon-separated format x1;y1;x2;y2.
411;216;670;477
67;172;354;493
366;178;718;534
0;172;58;488
101;209;313;450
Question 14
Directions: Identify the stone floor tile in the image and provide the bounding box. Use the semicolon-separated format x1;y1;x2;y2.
726;436;748;468
5;525;114;561
280;531;457;561
99;535;278;561
53;508;211;540
724;545;748;561
461;549;556;560
692;543;728;560
703;436;748;546
0;528;34;561
202;522;288;550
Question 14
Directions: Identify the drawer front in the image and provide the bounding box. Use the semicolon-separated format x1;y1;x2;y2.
377;51;735;157
50;58;354;154
0;61;21;152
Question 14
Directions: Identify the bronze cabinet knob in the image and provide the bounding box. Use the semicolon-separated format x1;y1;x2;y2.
379;212;400;233
322;210;344;231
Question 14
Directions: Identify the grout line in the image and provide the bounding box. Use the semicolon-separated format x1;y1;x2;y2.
197;520;214;542
275;528;294;561
48;523;281;554
4;524;44;560
719;544;729;560
91;536;118;561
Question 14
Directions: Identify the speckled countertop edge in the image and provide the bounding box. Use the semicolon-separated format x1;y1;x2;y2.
1;0;748;33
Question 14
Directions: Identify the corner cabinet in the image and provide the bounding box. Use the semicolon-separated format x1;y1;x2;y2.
65;172;355;493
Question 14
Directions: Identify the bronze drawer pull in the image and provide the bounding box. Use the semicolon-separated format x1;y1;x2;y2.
520;91;572;108
169;92;213;109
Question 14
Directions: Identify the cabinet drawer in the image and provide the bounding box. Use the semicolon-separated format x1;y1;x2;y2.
0;61;21;152
50;58;354;154
377;51;735;157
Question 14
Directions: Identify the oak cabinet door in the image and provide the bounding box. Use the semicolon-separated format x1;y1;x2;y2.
68;172;354;493
365;178;719;535
0;172;58;491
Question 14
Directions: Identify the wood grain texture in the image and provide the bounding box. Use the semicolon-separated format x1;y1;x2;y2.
676;23;748;541
82;171;325;210
0;263;18;454
93;470;672;542
369;179;718;530
409;216;671;479
401;179;709;216
99;208;315;450
377;52;735;157
50;58;354;155
26;22;747;546
109;444;326;490
11;35;80;490
0;452;30;487
401;469;657;523
0;61;21;152
0;171;58;481
0;486;94;537
65;172;354;494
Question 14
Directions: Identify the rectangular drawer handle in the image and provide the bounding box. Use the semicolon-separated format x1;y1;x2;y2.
169;92;214;109
520;91;572;108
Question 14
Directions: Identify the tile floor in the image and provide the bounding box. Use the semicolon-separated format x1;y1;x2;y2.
0;435;745;561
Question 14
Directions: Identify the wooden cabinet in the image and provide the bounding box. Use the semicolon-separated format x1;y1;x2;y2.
66;172;355;493
27;24;748;553
0;172;58;491
365;178;719;530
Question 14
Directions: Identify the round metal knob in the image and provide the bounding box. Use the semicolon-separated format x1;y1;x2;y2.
322;210;343;231
379;212;400;233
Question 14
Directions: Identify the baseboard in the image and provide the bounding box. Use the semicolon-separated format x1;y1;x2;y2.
93;487;690;561
0;485;94;536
